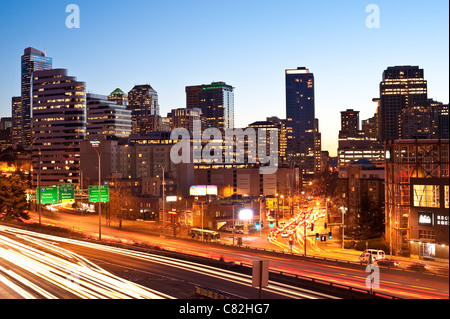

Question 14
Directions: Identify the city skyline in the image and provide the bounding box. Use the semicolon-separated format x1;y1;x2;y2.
0;0;448;156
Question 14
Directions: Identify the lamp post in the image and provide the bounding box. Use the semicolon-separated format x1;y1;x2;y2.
152;162;169;238
90;138;106;241
38;149;41;225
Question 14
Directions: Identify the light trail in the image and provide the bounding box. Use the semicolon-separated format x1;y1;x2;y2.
0;225;339;299
0;227;174;299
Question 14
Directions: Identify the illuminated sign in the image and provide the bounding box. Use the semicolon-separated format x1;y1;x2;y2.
437;215;449;226
418;212;434;226
166;196;178;202
90;138;101;148
206;185;217;195
189;185;218;196
190;185;207;196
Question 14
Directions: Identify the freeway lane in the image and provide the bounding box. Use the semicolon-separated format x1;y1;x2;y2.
0;225;340;299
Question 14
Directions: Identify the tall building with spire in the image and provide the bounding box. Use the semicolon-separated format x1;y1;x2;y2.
12;47;52;149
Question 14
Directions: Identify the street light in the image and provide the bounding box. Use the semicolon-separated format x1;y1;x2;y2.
152;162;169;238
90;138;106;241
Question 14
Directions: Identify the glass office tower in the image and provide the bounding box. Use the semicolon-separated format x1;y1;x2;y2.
186;81;234;130
379;65;428;141
16;47;52;149
285;67;315;177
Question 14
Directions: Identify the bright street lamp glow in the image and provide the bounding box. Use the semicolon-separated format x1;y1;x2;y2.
239;209;253;220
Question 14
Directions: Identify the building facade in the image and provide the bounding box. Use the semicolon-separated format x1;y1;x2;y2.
108;87;128;106
285;67;315;178
385;139;449;260
128;84;160;136
13;47;52;149
86;93;132;138
32;68;86;187
379;66;428;141
186;82;234;130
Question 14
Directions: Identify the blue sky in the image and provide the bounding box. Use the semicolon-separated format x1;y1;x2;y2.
0;0;448;155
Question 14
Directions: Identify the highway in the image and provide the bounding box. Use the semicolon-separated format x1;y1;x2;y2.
5;207;448;300
0;225;341;299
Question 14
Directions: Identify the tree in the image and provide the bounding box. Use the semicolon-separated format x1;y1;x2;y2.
108;178;140;228
0;174;30;222
350;194;384;240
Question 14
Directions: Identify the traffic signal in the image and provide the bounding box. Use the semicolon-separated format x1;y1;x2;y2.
269;221;274;228
255;222;260;230
315;233;320;241
328;231;332;239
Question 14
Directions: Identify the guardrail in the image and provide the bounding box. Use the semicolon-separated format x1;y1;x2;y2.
228;259;399;299
195;285;243;299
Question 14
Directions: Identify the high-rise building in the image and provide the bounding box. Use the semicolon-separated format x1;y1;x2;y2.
86;93;132;138
32;69;86;187
13;47;52;149
186;82;234;130
379;66;428;141
11;96;21;149
167;107;202;132
285;67;315;177
338;108;384;168
128;84;160;136
314;118;322;174
340;109;360;136
108;87;128;106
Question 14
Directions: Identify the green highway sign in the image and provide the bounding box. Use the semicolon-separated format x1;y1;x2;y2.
88;185;110;203
37;186;58;204
58;184;75;203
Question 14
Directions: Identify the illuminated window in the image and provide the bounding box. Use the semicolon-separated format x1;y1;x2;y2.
413;185;440;208
445;185;449;209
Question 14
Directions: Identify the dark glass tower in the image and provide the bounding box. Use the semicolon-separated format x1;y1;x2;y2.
17;47;52;149
186;81;234;130
128;84;160;136
285;67;315;177
379;66;428;141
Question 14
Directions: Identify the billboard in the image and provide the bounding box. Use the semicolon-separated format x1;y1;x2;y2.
189;185;217;196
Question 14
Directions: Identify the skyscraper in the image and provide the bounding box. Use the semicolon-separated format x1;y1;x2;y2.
32;69;86;187
15;47;52;149
128;84;160;136
186;82;234;130
379;66;428;141
86;93;132;138
108;87;128;106
285;67;315;177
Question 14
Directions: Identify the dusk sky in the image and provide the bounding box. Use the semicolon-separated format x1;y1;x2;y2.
0;0;448;156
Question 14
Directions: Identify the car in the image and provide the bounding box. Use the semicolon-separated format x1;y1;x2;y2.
406;262;431;272
376;258;400;267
